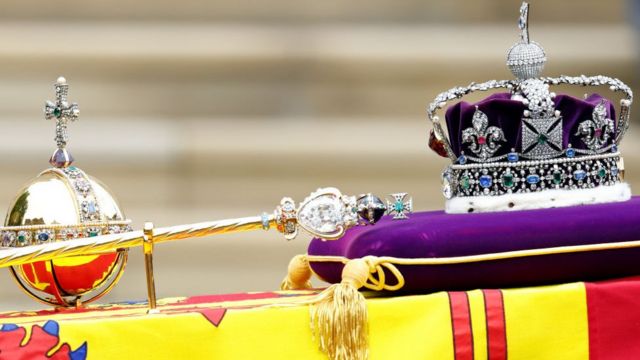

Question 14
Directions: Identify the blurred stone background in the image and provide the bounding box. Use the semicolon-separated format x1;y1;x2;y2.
0;0;637;310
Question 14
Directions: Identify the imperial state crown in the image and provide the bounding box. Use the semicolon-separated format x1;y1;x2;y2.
428;2;632;213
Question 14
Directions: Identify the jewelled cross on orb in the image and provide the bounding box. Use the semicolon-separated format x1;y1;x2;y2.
387;193;412;220
44;76;80;168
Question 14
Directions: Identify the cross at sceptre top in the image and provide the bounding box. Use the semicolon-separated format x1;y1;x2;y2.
518;2;530;44
44;76;80;168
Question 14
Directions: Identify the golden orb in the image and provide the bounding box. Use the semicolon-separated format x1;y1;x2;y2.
0;77;131;307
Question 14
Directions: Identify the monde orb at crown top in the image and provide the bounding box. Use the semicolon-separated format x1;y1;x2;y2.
506;2;547;80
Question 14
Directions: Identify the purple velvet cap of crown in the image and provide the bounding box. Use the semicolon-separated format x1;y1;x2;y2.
308;197;640;292
445;93;616;158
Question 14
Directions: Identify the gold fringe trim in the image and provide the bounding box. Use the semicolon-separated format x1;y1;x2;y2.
310;258;371;360
311;284;367;360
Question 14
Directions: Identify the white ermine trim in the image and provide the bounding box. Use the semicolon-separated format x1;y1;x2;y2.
445;183;631;214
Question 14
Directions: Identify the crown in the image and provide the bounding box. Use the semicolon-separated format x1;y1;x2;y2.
427;2;633;213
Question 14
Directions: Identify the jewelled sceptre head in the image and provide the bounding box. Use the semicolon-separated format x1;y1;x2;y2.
273;188;412;240
427;2;632;214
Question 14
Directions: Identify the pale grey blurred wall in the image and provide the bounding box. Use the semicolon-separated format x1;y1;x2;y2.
0;0;637;310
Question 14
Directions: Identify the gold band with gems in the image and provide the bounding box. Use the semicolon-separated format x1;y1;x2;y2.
0;221;133;247
55;166;102;222
0;165;133;247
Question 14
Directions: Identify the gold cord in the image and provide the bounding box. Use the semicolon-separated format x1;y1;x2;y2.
280;254;313;290
306;238;640;292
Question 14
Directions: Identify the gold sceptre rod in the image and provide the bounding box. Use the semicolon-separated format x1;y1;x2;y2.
0;187;412;309
0;215;268;269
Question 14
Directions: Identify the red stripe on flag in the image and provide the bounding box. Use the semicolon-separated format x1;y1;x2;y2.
483;289;507;360
586;277;640;360
448;292;474;360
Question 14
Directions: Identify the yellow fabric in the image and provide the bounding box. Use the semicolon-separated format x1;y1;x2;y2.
368;292;453;359
0;282;592;359
504;282;590;359
69;308;326;359
37;294;456;360
467;290;488;360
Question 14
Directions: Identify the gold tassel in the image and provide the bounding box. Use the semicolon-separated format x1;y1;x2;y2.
310;258;370;360
281;254;313;290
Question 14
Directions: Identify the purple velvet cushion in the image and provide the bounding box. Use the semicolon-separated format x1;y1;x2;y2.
308;197;640;292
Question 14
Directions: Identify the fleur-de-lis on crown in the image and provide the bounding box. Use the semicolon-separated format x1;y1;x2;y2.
461;106;506;161
575;100;615;151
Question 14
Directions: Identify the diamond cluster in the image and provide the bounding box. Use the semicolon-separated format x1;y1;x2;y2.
297;190;357;238
507;41;546;80
506;3;547;80
461;107;506;161
575;100;615;152
275;197;298;239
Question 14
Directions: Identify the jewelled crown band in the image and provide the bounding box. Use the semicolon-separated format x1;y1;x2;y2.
426;2;633;213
